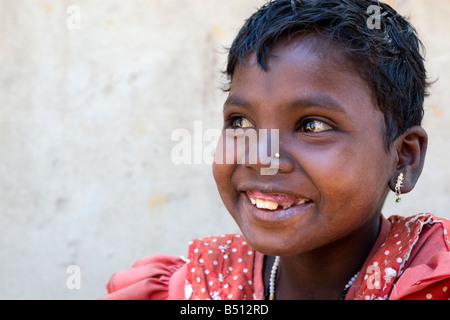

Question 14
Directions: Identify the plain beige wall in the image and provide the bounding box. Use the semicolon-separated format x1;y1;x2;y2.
0;0;449;299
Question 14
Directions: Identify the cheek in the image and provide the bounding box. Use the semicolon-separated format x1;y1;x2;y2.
212;161;228;193
213;161;248;231
212;134;236;187
212;133;246;216
302;141;391;213
212;161;236;208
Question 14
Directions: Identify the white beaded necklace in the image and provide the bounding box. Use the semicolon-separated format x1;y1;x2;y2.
268;256;360;300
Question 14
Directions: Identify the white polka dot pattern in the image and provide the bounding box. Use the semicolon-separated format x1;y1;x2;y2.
185;234;261;300
356;214;450;300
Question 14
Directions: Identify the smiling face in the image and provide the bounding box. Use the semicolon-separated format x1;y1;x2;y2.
213;35;398;257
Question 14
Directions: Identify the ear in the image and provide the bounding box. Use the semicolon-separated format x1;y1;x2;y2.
389;126;428;194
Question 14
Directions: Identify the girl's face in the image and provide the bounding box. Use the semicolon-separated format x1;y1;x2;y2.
213;36;397;256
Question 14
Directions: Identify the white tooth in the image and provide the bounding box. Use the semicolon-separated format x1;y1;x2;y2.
265;200;279;210
297;199;309;205
250;198;256;205
283;205;291;210
255;199;266;209
254;199;279;210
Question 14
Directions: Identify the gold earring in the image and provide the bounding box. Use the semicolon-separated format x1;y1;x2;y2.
395;173;404;204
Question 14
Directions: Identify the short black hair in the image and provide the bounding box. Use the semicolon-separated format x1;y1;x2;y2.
225;0;430;146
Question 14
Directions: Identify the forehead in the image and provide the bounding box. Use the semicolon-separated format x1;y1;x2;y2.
228;34;374;108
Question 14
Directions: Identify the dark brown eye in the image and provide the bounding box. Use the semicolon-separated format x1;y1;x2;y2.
299;119;332;133
231;116;254;128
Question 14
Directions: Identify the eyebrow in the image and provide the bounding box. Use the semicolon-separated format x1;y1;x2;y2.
223;93;347;115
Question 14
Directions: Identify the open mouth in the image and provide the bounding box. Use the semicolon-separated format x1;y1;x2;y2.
246;190;312;211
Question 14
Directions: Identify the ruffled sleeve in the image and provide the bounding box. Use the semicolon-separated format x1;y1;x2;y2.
351;214;450;300
389;215;450;300
390;252;450;300
101;255;187;300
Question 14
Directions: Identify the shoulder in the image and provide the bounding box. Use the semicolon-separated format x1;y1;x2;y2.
185;234;264;300
387;213;450;245
101;254;187;300
101;234;264;300
388;214;450;300
187;234;255;261
355;213;450;300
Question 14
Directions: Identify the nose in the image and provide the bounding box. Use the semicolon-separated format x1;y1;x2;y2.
243;129;295;176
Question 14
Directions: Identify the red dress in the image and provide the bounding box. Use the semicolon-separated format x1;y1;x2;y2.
101;213;450;300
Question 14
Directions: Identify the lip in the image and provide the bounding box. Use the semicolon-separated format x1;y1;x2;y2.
238;184;311;202
246;190;310;208
241;191;314;225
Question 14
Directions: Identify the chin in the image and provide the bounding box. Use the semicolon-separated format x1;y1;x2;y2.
229;196;322;256
235;221;319;257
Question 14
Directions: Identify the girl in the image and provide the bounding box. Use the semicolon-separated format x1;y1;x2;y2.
102;0;450;300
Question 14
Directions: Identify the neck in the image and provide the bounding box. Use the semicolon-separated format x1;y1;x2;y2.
264;214;381;300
